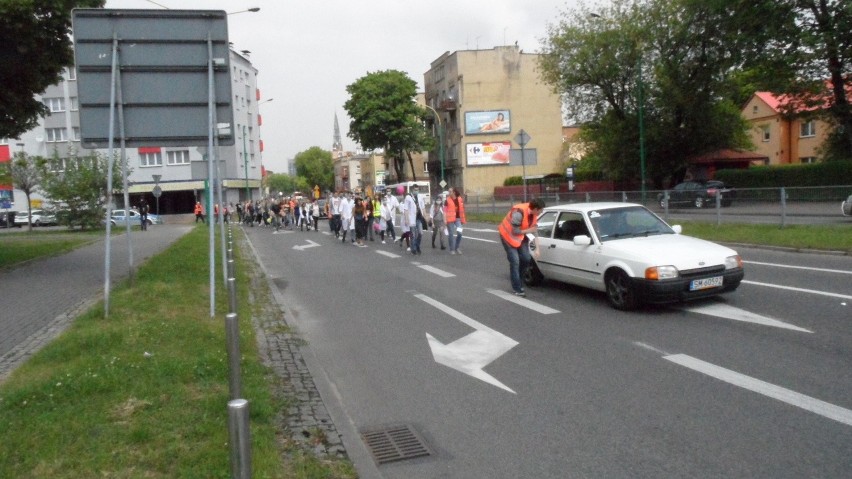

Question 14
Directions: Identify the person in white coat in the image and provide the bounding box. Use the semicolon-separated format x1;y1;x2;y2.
340;193;354;243
403;185;429;255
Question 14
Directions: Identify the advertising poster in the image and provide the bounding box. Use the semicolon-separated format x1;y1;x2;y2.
465;110;511;135
466;142;512;166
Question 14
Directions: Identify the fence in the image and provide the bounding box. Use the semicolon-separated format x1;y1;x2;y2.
465;185;852;226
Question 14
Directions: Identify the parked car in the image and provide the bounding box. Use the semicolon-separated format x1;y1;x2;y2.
842;194;852;217
658;180;736;208
13;209;57;227
523;202;744;310
106;208;162;227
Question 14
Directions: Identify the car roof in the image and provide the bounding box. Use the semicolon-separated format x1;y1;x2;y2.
543;202;641;213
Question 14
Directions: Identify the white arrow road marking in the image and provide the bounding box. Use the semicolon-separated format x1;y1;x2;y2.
375;250;401;258
488;289;561;315
412;262;456;277
682;302;812;333
416;293;518;394
665;354;852;427
292;239;320;251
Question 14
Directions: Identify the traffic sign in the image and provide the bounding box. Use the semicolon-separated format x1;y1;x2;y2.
152;185;162;198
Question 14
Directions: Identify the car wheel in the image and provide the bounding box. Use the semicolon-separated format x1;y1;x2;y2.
34;219;42;226
693;196;705;208
658;197;668;209
523;261;544;287
146;219;153;226
605;269;639;310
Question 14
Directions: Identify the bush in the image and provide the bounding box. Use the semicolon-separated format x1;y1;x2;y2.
715;161;852;188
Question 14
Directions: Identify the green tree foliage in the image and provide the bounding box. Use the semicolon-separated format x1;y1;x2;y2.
0;0;105;139
39;151;121;230
266;173;309;198
7;152;44;231
343;70;433;181
293;146;334;192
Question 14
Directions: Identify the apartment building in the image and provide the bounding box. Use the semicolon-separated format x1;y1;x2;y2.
1;49;264;215
423;45;564;196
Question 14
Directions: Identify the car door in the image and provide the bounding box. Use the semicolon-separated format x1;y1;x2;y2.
532;211;558;278
549;211;601;288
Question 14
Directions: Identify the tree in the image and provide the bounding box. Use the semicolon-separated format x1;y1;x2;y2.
8;152;43;231
266;173;309;198
293;147;334;192
0;0;105;139
343;70;433;182
39;150;122;230
539;0;752;186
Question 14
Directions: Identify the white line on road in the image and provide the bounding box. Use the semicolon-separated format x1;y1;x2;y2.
743;260;852;275
487;289;561;315
664;354;852;427
414;263;456;278
460;236;498;243
375;250;401;258
742;280;852;301
682;302;812;332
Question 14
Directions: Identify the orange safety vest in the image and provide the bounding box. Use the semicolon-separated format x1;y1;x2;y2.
498;203;536;248
194;203;203;215
445;195;466;223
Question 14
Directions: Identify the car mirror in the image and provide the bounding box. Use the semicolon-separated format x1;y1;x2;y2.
671;225;682;234
573;235;592;246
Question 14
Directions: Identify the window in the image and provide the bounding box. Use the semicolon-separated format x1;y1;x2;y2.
72;127;81;141
800;156;817;164
800;120;815;138
46;128;67;142
70;97;79;111
761;125;770;142
67;67;76;80
752;105;758;114
140;152;163;167
45;98;65;112
167;150;190;165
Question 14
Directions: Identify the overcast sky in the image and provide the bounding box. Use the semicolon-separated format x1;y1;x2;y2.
104;0;584;174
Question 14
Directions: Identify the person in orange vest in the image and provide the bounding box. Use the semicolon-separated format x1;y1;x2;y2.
194;201;205;223
445;187;466;254
497;198;546;297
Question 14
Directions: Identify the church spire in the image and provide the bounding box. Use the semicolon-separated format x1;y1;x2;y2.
333;112;343;153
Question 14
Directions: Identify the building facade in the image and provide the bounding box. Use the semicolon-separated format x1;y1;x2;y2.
742;91;832;165
1;49;265;216
423;45;564;197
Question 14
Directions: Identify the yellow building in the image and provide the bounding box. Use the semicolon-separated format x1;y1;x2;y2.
423;45;564;196
742;91;832;165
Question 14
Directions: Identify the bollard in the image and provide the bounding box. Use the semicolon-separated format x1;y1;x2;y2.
228;398;252;479
780;187;787;228
227;277;238;315
227;258;235;279
224;312;242;400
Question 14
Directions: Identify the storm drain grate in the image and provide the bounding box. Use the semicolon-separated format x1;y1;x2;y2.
361;424;433;465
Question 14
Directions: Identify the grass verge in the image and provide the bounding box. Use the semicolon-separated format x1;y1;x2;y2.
0;229;104;269
0;225;355;478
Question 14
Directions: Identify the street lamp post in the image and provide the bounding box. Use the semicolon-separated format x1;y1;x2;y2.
242;125;250;201
637;55;647;204
423;104;445;189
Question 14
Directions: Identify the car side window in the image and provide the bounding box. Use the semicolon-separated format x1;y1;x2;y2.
555;212;589;241
536;211;557;239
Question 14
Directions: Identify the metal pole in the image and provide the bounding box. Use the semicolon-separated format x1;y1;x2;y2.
638;54;647;205
227;398;252;479
103;34;119;318
521;146;527;203
207;35;216;318
115;58;133;286
242;125;250;201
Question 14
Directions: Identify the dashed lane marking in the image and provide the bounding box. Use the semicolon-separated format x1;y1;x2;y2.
487;289;561;315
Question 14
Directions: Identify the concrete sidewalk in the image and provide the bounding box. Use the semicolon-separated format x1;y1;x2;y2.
0;224;193;382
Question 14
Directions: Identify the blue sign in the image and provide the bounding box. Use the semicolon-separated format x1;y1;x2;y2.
1;200;11;209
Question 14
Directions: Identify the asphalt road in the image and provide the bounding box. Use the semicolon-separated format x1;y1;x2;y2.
245;224;851;478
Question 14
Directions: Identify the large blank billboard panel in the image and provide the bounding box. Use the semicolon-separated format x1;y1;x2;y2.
72;9;234;147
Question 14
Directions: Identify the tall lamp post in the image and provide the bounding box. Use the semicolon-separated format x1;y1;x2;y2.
423;104;446;189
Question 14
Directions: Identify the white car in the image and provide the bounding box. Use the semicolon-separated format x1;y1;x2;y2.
106;209;162;227
13;209;57;227
524;202;744;310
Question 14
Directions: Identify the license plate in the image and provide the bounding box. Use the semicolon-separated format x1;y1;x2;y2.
690;276;723;291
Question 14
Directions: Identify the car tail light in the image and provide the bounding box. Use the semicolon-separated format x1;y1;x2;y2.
707;188;718;196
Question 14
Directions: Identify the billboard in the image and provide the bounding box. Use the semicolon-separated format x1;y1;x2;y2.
466;142;512;166
72;9;234;147
465;110;511;135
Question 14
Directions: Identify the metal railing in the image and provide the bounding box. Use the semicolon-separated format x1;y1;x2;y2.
464;185;852;226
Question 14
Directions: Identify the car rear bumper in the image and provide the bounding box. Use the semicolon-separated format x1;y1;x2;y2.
632;268;744;304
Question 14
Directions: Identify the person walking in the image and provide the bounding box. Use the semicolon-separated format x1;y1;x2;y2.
340;192;354;243
194;201;205;223
430;193;446;249
379;193;396;244
270;199;282;232
311;199;320;231
403;184;429;255
139;199;149;231
353;197;368;246
330;192;342;238
367;194;380;241
446;187;466;255
498;198;546;297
